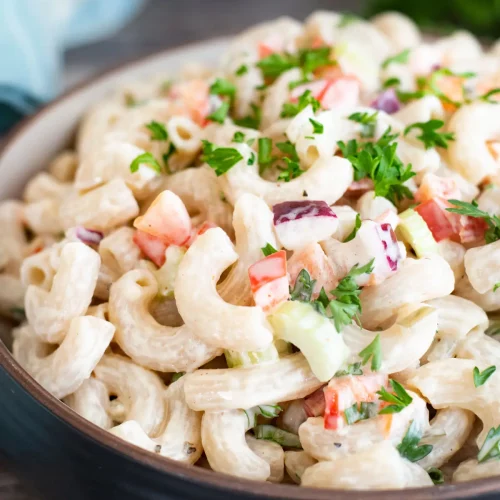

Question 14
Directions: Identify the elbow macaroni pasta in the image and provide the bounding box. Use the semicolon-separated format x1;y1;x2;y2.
6;10;500;492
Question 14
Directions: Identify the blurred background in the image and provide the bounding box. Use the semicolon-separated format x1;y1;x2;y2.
1;0;500;133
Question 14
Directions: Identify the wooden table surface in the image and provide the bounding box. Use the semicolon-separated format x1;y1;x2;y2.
0;0;361;497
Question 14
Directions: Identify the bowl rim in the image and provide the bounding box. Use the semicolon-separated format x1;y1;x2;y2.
0;39;498;500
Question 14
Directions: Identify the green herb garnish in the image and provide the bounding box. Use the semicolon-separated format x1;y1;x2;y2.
382;49;410;69
281;89;321;118
309;118;324;134
130;152;162;174
202;140;243;176
377;379;413;414
344;402;377;425
261;243;278;257
359;334;382;371
344;214;362;242
473;365;496;388
397;420;433;462
145;120;168;141
348;111;378;138
404;119;455;149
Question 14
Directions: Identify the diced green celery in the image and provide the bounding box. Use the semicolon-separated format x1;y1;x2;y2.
397;208;439;257
269;301;349;382
155;246;186;297
224;343;280;368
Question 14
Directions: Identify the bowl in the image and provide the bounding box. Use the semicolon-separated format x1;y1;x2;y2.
0;38;498;500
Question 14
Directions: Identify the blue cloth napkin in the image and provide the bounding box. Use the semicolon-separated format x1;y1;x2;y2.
0;0;146;133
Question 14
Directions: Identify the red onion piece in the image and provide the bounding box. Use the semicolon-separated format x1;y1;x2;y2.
375;223;402;271
303;386;326;418
273;201;337;225
371;88;401;114
75;227;104;246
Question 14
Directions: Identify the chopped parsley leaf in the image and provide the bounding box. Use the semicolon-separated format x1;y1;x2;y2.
348;111;378;138
201;140;243;176
404;119;455;149
233;131;246;143
281;89;321;118
130;152;162;174
377;379;413;414
145;120;168;141
343;213;362;242
261;243;278;257
344;402;377;425
338;130;415;204
236;64;249;76
277;157;305;182
276;140;300;162
359;334;382;372
290;269;316;302
473;365;496;388
397;420;433;462
233;103;261;129
309;118;324;134
383;77;401;89
315;259;375;332
207;101;230;124
209;78;236;102
382;49;411;69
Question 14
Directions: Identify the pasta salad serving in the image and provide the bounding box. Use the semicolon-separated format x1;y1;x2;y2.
3;9;500;492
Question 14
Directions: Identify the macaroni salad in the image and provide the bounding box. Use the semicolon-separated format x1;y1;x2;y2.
4;10;500;491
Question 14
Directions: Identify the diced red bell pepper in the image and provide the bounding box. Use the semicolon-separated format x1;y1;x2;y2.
248;250;289;311
415;198;487;243
414;199;456;242
319;76;360;110
134;190;192;246
186;221;218;247
133;230;168;267
323;373;388;430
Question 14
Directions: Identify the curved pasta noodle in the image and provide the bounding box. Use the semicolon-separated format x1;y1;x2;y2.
24;242;100;343
64;378;113;430
48;150;78;182
370;12;421;51
453;459;500;482
94;354;165;436
455;275;500;312
60;179;139;232
301;441;433;490
220;145;353;206
360;256;455;329
109;268;221;372
202;410;270;481
246;436;284;483
175;227;274;351
300;391;428;461
447;102;500;185
217;193;278;305
0;274;25;318
284;451;317;484
109;376;203;464
437;239;465;282
23;172;71;203
464;241;500;294
419;408;475;470
12;317;114;399
343;304;437;374
408;358;500;448
184;353;322;411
